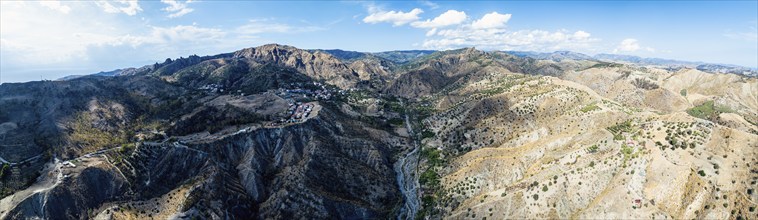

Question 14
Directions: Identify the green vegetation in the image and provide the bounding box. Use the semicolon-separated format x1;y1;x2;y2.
417;147;448;219
111;143;137;165
388;118;404;126
384;100;405;114
680;89;687;97
686;100;734;120
621;145;634;156
70;112;131;153
587;144;599;153
0;163;9;179
421;130;436;139
698;170;706;177
619;144;637;166
421;148;443;167
542;185;548;192
580;103;600;113
607;120;634;140
587;62;623;69
419;168;440;189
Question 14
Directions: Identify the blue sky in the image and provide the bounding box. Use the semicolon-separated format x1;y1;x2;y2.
1;0;756;83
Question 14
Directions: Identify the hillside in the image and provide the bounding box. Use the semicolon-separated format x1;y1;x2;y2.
1;44;756;220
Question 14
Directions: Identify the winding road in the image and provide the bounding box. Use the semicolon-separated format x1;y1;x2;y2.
0;154;42;166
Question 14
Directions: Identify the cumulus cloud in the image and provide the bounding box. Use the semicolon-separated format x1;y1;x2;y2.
612;38;656;53
96;0;142;16
471;12;511;29
161;0;194;18
573;31;591;39
363;8;424;26
39;0;71;14
411;10;467;28
424;28;598;51
418;12;597;51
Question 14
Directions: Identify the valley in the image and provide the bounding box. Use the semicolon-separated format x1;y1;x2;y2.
0;44;756;219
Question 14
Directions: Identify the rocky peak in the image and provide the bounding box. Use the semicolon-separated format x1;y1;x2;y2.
233;44;359;88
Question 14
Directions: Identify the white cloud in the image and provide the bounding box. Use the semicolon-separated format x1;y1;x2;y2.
236;19;324;36
417;12;597;51
423;28;599;52
426;28;438;36
39;0;71;14
420;0;439;9
614;38;640;52
573;30;591;39
96;0;142;16
0;0;322;78
161;0;194;18
411;10;467;28
613;38;656;53
116;25;226;47
1;1;123;65
471;12;511;29
363;8;424;26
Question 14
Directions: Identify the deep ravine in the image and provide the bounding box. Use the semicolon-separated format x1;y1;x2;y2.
394;100;421;220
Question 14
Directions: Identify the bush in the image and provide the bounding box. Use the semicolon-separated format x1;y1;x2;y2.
698;170;706;177
632;78;659;90
388;118;404;126
419;168;440;188
0;163;9;179
421;148;443;167
587;145;599;153
580;103;600;113
421;130;435;139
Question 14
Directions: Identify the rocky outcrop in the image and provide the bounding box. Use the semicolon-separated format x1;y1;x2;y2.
233;44;359;88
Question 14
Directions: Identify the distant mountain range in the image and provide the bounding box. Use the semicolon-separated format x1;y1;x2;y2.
508;51;758;77
60;49;757;81
310;49;437;64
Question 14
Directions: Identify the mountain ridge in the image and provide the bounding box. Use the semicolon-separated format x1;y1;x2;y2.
2;43;756;220
57;45;757;81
